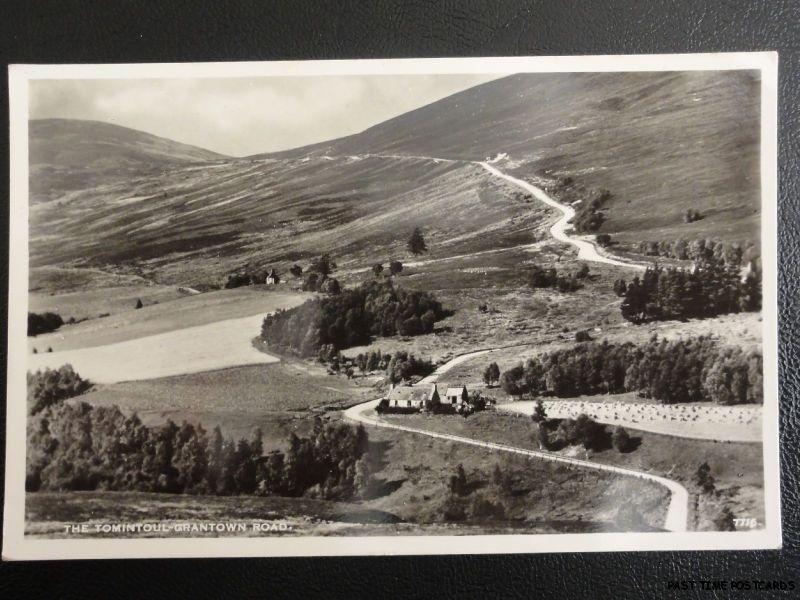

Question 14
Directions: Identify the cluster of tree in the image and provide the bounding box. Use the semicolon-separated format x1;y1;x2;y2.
27;399;371;501
28;312;64;336
571;189;612;233
320;349;434;382
300;254;341;294
550;414;609;451
528;264;585;292
384;352;435;383
261;279;446;357
372;261;404;278
615;257;761;323
634;238;758;265
28;365;93;416
499;335;763;405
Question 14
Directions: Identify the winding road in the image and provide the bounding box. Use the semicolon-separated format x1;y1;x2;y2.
477;162;647;271
344;397;688;532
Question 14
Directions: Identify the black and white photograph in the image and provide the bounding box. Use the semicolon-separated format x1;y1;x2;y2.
3;54;780;560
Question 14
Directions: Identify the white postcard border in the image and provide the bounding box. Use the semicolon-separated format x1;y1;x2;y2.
3;52;781;560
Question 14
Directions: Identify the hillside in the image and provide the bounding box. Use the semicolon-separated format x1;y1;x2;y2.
267;71;761;247
29;119;227;202
29;71;761;285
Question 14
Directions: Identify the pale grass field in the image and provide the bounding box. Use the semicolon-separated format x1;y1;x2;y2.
499;398;762;442
28;287;310;352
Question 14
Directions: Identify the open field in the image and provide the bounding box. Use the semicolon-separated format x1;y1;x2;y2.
27;287;308;352
83;362;373;446
30;284;186;321
500;396;762;442
379;411;763;531
29;313;282;384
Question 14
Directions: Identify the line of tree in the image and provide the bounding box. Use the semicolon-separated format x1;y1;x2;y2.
499;335;762;405
27;399;371;500
634;238;759;264
261;279;446;357
28;312;64;336
615;256;761;323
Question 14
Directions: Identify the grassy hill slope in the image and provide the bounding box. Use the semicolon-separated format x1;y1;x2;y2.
268;71;761;246
30;118;228;202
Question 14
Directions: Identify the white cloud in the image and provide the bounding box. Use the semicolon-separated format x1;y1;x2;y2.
29;74;502;156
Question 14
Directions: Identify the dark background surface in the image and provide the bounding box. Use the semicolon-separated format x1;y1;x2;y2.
0;1;798;597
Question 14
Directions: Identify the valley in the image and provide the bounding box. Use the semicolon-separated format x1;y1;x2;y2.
24;69;765;539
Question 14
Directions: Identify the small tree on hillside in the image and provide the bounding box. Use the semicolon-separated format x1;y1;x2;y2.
289;264;303;278
483;362;500;387
389;260;404;276
408;226;428;255
372;263;384;277
135;298;143;309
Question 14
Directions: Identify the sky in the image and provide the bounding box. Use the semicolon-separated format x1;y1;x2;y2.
29;74;502;157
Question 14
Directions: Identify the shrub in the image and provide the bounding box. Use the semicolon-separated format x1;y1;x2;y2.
469;495;506;521
684;209;703;223
449;464;469;496
28;312;64;336
575;330;592;342
289;264;303;278
135;298;143;309
389;260;404;276
372;263;384;277
713;506;737;531
224;273;251;289
596;233;612;247
407;227;427;255
575;263;590;279
612;426;633;452
693;462;716;495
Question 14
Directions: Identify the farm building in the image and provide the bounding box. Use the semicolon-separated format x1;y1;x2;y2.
444;385;469;407
385;382;471;413
266;269;280;285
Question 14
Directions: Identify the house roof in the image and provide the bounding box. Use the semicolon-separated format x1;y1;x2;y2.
387;386;428;403
445;386;467;396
